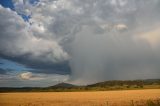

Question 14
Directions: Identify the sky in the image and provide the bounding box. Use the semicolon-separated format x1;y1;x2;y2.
0;0;160;87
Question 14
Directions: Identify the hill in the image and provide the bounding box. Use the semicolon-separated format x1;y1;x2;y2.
0;79;159;92
87;79;160;87
49;82;77;88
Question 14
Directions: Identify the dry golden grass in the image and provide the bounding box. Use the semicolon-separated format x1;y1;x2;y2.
0;89;160;106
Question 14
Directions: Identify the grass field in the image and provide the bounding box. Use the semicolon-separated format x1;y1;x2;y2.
0;89;160;106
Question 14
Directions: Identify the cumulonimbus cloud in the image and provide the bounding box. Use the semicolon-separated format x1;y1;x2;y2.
0;0;160;85
0;5;70;74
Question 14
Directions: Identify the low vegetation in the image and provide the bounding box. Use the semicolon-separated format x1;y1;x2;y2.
0;79;159;92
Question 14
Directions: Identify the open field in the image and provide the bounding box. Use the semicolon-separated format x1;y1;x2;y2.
0;89;160;106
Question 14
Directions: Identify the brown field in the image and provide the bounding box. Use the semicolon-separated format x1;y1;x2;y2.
0;89;160;106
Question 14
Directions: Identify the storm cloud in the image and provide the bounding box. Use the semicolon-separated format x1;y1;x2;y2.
0;0;160;86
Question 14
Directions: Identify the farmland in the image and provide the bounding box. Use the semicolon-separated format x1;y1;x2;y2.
0;89;160;106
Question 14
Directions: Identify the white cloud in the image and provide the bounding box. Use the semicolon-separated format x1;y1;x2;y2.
114;24;128;31
19;72;69;81
0;71;69;87
19;72;44;80
0;5;69;63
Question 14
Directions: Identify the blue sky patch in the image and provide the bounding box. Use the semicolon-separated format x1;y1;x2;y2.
0;0;14;10
0;58;32;72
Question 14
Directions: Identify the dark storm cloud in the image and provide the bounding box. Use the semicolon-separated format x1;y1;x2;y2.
0;68;13;74
0;5;70;75
0;68;8;74
0;54;71;75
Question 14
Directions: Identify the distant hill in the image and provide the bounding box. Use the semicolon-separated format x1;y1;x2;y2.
0;79;159;92
49;82;77;88
87;79;160;87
